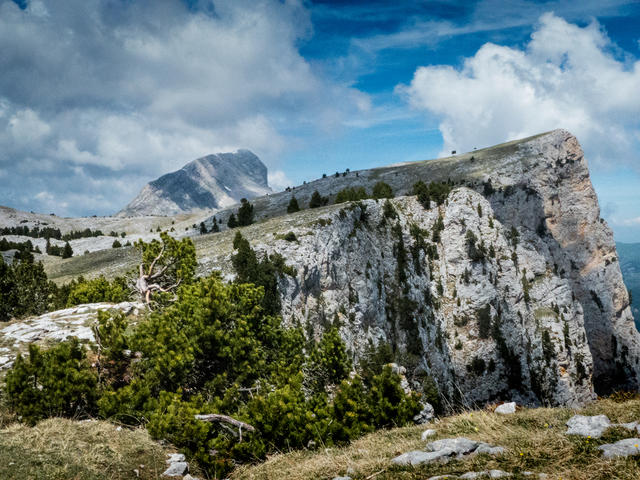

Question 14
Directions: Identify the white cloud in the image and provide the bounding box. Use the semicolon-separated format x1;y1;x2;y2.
398;13;640;168
268;170;293;192
613;216;640;226
0;0;365;215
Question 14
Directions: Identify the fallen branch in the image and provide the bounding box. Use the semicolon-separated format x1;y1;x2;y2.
195;414;256;442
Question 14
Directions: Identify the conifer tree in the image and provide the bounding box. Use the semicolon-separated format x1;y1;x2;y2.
227;213;238;228
287;196;300;213
237;198;254;226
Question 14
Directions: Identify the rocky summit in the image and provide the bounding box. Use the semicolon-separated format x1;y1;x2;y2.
117;149;271;217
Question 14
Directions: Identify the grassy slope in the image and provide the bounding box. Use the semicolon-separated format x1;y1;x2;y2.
233;397;640;480
0;415;203;480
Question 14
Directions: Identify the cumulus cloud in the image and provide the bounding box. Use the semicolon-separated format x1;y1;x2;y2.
0;0;365;215
398;13;640;169
267;170;293;192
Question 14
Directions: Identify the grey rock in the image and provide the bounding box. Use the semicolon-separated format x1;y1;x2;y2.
414;402;435;424
332;477;352;480
474;444;506;455
422;429;437;440
460;471;511;479
391;450;452;466
118;150;271;216
161;462;188;477
166;453;186;464
393;437;505;466
183;476;200;480
566;414;611;437
495;402;516;414
426;437;479;455
598;438;640;458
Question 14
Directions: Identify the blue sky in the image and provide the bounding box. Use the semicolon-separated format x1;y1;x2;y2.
0;0;639;241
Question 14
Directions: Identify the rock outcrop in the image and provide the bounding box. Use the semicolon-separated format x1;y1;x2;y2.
118;150;271;216
207;129;638;405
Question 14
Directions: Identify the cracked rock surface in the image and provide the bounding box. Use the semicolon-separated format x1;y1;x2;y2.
392;437;505;466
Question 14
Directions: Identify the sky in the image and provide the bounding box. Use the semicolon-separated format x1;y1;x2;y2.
0;0;639;241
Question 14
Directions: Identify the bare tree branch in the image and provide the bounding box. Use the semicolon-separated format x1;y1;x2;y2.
195;414;256;442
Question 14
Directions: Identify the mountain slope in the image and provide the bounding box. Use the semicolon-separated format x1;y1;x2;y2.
43;129;639;402
117;149;271;217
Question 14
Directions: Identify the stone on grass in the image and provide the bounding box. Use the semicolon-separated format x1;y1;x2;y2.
331;477;351;480
166;453;186;464
565;414;611;438
598;438;640;459
392;450;451;466
422;429;437;441
495;402;516;414
162;462;188;477
414;401;435;424
392;437;505;467
426;437;479;455
459;471;511;478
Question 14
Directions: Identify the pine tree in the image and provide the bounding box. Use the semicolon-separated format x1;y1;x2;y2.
309;190;328;208
227;213;238;229
62;242;73;258
211;217;220;233
287;196;300;213
237;198;254;226
199;222;207;234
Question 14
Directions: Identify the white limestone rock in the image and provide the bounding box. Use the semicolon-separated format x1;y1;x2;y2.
495;402;516;415
566;415;611;438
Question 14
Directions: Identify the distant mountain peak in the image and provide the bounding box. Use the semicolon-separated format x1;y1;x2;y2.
117;150;271;217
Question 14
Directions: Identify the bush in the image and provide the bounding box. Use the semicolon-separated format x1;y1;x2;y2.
283;232;297;242
5;338;97;425
335;187;368;204
309;190;328;208
0;257;52;321
477;305;492;339
66;275;130;306
372;181;394;199
412;181;452;209
112;239;122;248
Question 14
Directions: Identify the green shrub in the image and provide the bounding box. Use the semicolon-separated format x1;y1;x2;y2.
477;305;492;339
5;338;97;425
237;198;254;227
412;181;452;209
335;187;368;204
372;181;394;199
66;276;129;306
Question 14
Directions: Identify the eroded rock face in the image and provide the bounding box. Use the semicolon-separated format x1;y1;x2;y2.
118;150;271;216
243;130;638;406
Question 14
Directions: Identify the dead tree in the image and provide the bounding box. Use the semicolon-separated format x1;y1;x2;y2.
195;414;256;442
135;243;180;306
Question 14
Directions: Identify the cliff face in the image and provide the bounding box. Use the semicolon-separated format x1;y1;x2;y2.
210;130;637;405
117;150;271;216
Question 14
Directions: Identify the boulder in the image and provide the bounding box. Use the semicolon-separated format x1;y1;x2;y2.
495;402;516;414
422;429;437;441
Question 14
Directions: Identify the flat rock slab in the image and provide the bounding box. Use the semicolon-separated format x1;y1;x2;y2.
598;438;640;459
460;471;511;478
427;437;479;455
392;437;505;467
565;414;611;437
495;402;516;414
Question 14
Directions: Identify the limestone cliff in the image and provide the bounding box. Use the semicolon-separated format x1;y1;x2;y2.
200;129;637;405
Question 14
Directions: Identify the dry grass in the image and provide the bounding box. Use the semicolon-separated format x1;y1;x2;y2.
0;417;199;480
232;398;640;480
